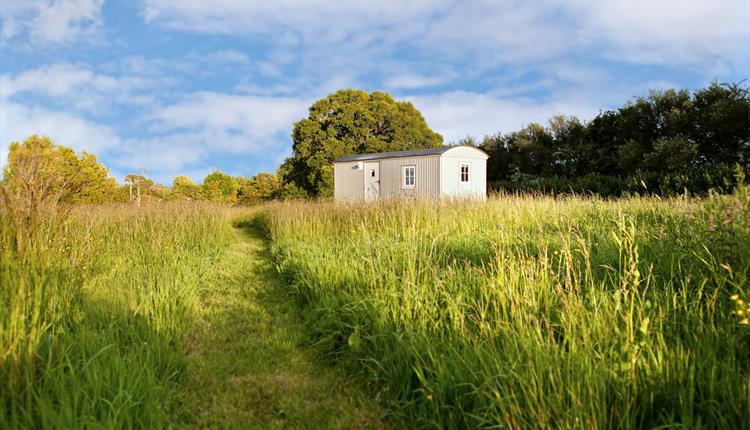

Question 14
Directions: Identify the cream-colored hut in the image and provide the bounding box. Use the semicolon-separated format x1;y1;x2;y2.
333;145;488;201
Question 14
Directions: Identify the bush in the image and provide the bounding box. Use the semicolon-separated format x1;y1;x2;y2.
490;164;747;197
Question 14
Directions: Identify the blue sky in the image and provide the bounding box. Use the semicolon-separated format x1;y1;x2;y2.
1;1;748;184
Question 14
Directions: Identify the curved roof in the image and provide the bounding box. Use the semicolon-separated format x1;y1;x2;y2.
333;145;487;162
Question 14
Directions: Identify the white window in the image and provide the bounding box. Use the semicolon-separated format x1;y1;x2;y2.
402;166;416;188
460;163;470;183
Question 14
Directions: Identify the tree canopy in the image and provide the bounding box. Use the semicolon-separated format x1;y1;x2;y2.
480;82;749;195
237;172;282;204
2;135;119;205
172;176;201;200
201;170;239;203
280;89;443;196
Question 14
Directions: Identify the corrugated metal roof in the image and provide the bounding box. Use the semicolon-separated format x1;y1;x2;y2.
333;145;475;162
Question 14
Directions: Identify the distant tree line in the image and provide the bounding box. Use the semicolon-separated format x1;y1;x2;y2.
0;135;299;205
2;83;747;204
478;82;749;196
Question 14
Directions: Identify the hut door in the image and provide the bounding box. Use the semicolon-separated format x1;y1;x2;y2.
364;162;380;200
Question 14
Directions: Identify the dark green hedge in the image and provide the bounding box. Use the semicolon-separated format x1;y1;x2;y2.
489;164;747;197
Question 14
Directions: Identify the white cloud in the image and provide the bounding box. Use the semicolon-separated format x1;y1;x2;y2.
83;91;310;182
113;135;206;173
4;63;125;97
1;63;161;113
385;73;451;90
205;49;250;64
409;91;601;143
139;0;568;82
0;2;36;40
140;0;748;74
141;1;444;41
0;89;305;183
1;0;104;43
561;0;749;69
150;92;310;153
0;62;127;171
0;100;121;168
408;72;676;144
0;61;312;181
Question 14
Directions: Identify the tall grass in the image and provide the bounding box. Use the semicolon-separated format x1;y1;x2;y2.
2;172;748;428
263;184;750;428
1;201;240;428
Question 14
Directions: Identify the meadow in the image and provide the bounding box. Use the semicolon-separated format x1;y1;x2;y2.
1;181;749;428
263;183;750;428
1;202;241;427
0;199;383;429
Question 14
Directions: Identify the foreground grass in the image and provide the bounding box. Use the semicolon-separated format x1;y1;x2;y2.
1;203;384;428
4;186;749;428
1;203;238;428
178;219;385;428
262;185;750;429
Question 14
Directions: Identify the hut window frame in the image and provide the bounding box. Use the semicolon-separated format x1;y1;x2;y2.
460;163;470;183
402;165;416;188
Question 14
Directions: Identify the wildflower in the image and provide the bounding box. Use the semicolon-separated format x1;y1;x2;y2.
426;394;433;401
738;299;745;306
740;318;750;325
731;294;739;301
737;310;745;316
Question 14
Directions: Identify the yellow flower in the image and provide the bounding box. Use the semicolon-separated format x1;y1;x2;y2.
731;294;740;301
426;394;433;401
738;299;745;306
737;310;745;316
740;318;749;325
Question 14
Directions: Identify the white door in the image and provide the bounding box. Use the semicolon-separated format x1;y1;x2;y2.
364;162;380;200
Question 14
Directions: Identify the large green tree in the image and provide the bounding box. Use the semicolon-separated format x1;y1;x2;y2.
281;89;443;196
2;135;119;205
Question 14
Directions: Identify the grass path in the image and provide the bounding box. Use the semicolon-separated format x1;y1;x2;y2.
178;219;386;429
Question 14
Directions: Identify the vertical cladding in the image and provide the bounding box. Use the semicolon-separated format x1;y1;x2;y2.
439;146;488;199
476;159;487;198
334;146;488;201
440;156;487;199
379;156;440;199
334;161;364;200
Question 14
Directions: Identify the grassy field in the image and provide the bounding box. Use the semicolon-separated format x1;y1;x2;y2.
0;203;385;428
2;183;748;428
262;184;750;428
1;202;238;428
178;220;384;429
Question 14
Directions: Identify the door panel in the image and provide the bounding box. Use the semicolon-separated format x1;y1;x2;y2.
364;162;380;200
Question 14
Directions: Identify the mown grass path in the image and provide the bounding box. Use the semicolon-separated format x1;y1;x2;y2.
178;220;386;429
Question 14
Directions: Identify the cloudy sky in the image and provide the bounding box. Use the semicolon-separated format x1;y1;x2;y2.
1;1;748;183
